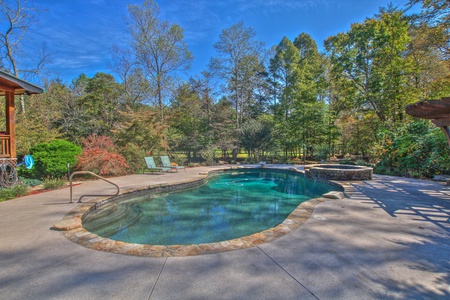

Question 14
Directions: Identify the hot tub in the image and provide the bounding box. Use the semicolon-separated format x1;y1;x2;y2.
305;164;373;181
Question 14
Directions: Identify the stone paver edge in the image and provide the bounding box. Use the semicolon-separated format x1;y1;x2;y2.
53;167;347;257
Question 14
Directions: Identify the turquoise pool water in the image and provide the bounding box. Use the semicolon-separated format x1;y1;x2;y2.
83;169;336;245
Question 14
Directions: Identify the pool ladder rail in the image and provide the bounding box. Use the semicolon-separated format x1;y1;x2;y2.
69;171;120;203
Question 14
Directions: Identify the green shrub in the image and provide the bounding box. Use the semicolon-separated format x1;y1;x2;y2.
315;145;332;162
375;121;450;178
245;157;256;164
42;178;66;190
0;184;29;202
119;143;146;173
19;177;42;187
17;165;33;179
200;147;216;165
355;160;374;168
30;140;82;179
170;153;188;167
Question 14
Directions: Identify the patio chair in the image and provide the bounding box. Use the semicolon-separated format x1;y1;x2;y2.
143;157;171;173
160;155;186;172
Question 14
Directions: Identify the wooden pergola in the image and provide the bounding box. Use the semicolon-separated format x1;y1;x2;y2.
405;97;450;147
0;70;43;187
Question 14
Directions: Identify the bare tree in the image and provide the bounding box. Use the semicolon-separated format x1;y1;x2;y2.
126;0;193;121
110;45;153;110
210;21;264;131
408;0;450;59
209;21;264;159
0;0;49;113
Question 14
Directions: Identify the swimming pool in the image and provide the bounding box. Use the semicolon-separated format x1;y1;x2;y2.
82;169;337;246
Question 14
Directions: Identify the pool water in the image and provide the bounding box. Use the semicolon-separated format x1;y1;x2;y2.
83;169;335;245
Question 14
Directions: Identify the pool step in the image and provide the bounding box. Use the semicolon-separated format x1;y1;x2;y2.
83;203;119;224
83;203;143;237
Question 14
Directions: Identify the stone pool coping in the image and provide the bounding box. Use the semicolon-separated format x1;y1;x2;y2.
52;167;345;257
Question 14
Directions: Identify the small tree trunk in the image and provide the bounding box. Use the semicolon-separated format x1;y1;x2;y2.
20;95;26;114
232;148;238;161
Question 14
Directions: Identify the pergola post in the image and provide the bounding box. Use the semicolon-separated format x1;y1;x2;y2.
432;118;450;147
5;90;16;159
440;127;450;146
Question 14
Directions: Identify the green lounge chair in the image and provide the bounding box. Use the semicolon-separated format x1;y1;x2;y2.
160;155;186;172
143;157;171;173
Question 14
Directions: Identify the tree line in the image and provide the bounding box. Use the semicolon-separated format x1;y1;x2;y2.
1;0;450;176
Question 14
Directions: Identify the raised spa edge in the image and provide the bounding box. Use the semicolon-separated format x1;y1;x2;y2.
305;164;373;181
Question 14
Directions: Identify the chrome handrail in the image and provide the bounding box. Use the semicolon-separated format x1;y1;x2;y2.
69;171;120;203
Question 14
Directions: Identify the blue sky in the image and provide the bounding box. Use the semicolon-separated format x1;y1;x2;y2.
26;0;418;84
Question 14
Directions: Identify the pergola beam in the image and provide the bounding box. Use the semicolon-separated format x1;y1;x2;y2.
406;97;450;147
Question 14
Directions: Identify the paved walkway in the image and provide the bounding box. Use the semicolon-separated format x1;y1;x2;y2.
0;166;449;299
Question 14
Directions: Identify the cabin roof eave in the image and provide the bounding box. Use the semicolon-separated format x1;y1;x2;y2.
0;70;44;95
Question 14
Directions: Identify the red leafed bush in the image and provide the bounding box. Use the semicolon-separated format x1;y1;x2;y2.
81;135;115;150
76;135;129;176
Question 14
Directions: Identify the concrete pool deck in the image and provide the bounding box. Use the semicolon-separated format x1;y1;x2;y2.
0;165;449;299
